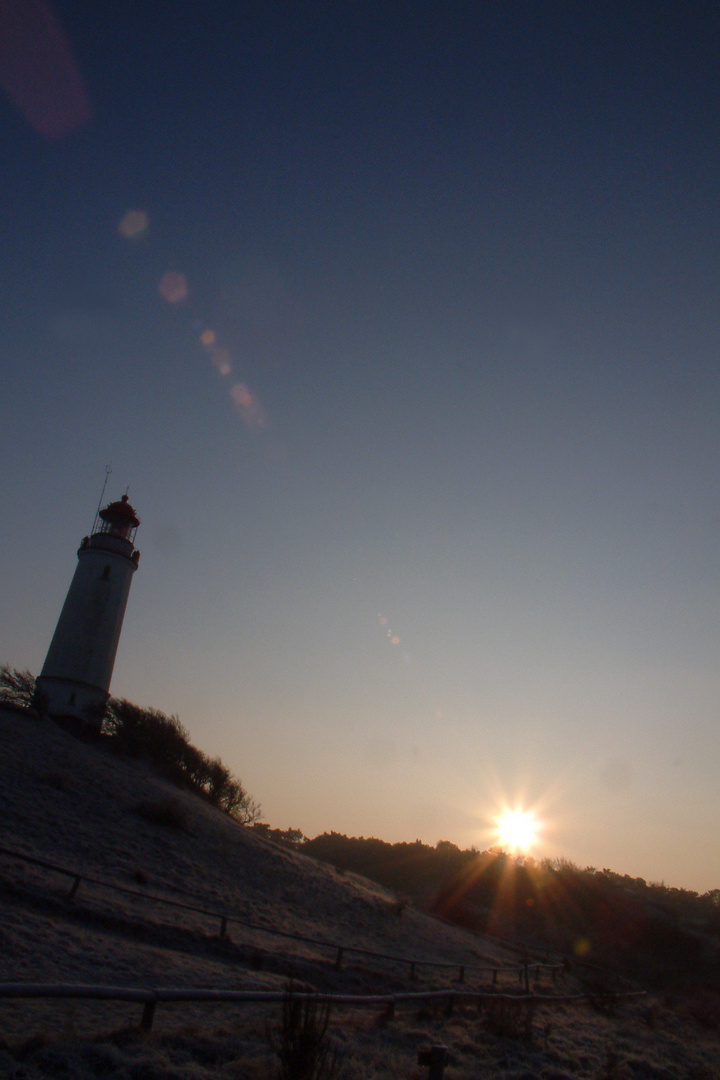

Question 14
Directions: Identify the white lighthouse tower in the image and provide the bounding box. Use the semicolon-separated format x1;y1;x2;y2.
36;493;140;732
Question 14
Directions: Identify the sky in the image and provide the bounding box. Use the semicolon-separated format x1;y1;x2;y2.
2;0;720;893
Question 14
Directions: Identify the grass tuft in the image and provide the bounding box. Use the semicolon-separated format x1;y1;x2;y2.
267;985;339;1080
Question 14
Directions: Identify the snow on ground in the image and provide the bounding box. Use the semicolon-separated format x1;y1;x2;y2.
0;707;507;979
1;706;719;1078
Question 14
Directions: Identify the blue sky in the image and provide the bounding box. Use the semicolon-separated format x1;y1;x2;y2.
2;0;720;891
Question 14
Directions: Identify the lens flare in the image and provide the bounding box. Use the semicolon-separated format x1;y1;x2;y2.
0;0;93;139
211;347;232;376
158;270;188;304
116;212;274;435
231;382;267;432
118;209;149;239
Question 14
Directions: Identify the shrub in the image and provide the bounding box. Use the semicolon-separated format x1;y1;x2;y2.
105;697;260;824
0;665;36;709
104;699;190;771
268;987;339;1080
0;669;261;824
252;824;306;848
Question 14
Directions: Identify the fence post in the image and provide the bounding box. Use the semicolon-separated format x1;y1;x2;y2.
68;876;81;899
141;998;156;1031
492;969;498;985
457;965;465;984
523;960;530;994
418;1044;449;1080
410;961;416;981
335;946;343;971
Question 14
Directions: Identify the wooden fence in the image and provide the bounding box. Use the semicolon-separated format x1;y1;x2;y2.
0;843;564;986
0;982;646;1033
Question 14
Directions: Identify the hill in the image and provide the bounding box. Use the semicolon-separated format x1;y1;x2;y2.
2;705;720;1078
299;833;720;990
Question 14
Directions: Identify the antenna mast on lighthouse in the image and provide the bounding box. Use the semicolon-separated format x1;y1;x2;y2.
91;464;112;536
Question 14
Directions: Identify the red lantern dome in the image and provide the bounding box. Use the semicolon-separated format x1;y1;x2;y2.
96;494;140;541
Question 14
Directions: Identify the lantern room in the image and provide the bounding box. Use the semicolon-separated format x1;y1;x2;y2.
96;494;140;543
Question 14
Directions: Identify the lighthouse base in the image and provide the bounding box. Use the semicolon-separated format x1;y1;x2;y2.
35;676;108;734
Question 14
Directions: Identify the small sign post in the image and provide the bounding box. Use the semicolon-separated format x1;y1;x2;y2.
418;1044;449;1080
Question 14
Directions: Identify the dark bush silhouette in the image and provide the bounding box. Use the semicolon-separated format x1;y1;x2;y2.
252;824;306;848
302;833;478;902
1;666;259;825
0;664;36;709
267;985;338;1080
300;832;720;986
105;696;260;823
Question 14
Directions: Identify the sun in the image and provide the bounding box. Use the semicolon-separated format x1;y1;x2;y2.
496;809;539;854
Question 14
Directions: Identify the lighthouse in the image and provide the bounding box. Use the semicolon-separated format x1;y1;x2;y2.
35;494;140;732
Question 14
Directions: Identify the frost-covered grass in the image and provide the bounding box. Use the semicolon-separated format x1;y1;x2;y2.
0;709;510;996
1;706;719;1078
4;997;720;1079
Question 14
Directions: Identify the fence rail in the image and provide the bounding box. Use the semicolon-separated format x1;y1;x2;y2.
0;843;564;986
0;982;646;1032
